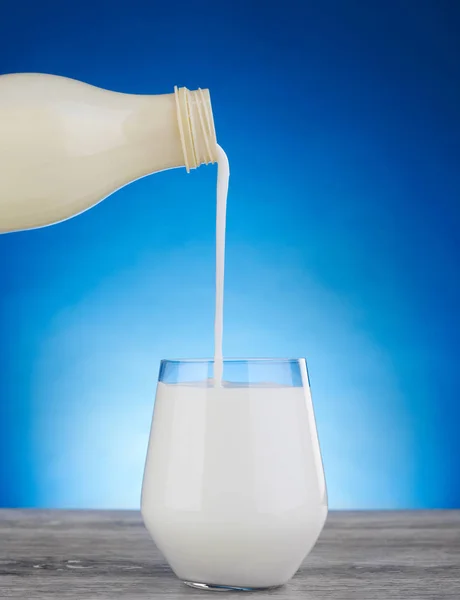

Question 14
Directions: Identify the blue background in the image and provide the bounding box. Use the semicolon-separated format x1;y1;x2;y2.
0;0;459;509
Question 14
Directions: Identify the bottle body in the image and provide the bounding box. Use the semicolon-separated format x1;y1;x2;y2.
0;73;217;232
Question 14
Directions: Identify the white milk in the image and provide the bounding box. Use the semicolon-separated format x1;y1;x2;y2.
141;381;327;589
213;146;230;385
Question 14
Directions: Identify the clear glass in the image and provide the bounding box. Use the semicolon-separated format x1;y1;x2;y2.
141;359;327;591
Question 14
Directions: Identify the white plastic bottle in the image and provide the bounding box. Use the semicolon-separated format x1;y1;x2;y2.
0;73;218;232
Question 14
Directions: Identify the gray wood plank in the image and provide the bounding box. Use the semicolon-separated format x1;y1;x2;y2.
0;510;459;599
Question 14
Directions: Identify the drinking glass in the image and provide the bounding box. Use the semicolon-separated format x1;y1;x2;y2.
141;359;327;591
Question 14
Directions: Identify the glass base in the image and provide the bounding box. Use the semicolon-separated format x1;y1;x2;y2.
184;581;279;592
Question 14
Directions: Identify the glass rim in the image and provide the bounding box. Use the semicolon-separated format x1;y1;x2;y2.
160;358;306;364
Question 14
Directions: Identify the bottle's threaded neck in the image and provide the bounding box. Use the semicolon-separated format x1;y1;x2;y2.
174;86;218;172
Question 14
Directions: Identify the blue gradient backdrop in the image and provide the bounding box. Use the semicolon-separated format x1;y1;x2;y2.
0;0;459;509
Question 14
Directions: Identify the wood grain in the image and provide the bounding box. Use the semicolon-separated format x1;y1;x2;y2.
0;510;459;599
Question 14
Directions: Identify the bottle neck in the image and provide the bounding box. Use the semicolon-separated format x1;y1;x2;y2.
174;86;218;172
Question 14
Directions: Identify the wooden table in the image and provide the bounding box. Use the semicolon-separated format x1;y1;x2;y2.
0;510;458;599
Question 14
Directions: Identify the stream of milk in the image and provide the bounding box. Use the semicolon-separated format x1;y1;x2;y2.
213;146;230;384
